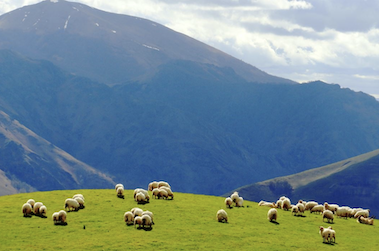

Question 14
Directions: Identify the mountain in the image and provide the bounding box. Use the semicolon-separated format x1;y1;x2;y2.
0;106;114;196
0;1;379;197
0;0;294;85
230;149;379;216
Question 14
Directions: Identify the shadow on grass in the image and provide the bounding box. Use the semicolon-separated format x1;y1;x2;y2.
136;226;153;231
137;201;150;205
293;215;306;218
54;222;68;226
323;242;337;246
269;221;280;225
23;215;33;218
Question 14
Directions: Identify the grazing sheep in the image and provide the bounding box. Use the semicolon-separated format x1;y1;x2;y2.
357;215;374;225
148;181;159;191
305;201;318;211
157;188;168;199
268;208;278;222
152;188;160;199
131;208;143;217
291;205;299;216
73;194;85;202
230;192;239;203
349;208;363;218
159;186;174;200
142;214;153;229
216;209;228;223
324;202;339;214
235;197;244;207
22;203;33;217
322;210;334;223
33;202;44;215
282;198;291;211
276;200;283;209
135;192;146;204
354;209;370;218
74;197;85;209
26;199;35;209
117;187;125;199
64;198;80;211
157;181;170;188
279;196;288;201
39;205;47;217
310;205;324;214
142;211;154;225
336;206;350;218
296;203;305;215
124;211;134;225
52;212;60;224
134;216;143;228
58;210;67;224
258;201;276;208
225;197;233;208
115;183;124;191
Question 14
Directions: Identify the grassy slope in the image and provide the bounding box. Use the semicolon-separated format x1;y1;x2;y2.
0;190;378;250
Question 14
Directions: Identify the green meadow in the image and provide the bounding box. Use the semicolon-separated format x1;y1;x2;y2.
0;189;377;250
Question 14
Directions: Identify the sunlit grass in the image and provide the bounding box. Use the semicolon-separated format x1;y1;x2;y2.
0;190;378;250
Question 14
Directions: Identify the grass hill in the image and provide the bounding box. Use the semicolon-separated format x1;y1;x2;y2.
232;149;379;216
0;189;377;250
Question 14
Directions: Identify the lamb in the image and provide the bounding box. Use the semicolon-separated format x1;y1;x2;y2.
310;205;324;214
319;226;335;243
134;216;143;228
322;209;334;223
217;209;228;223
324;202;339;214
357;215;374;225
117;186;125;199
22;203;33;217
267;208;278;222
64;198;80;211
33;202;44;215
354;209;370;218
225;197;233;208
336;206;350;218
39;205;47;217
26;199;35;209
141;214;153;229
124;211;134;225
148;181;159;191
305;201;318;211
235;197;244;207
142;210;154;225
258;201;276;208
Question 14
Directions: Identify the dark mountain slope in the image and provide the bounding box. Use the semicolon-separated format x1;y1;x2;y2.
0;0;294;85
231;149;379;216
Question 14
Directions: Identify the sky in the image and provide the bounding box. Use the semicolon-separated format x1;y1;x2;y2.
1;0;379;98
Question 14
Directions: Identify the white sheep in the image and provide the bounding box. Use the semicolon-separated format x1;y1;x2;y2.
157;188;168;199
135;192;146;204
235;197;244;207
225;197;233;208
117;186;125;199
33;202;44;215
319;226;335;243
276;200;283;209
230;192;239;203
336;206;350;218
73;194;85;201
304;201;318;211
328;226;336;243
159;186;174;200
22;203;33;217
142;214;153;229
26;199;35;209
157;181;170;188
52;212;60;224
354;209;370;218
310;205;324;214
216;209;228;223
279;196;289;201
131;207;143;217
258;201;276;208
115;183;124;191
357;215;374;225
124;211;134;225
267;208;278;222
134;216;143;228
349;208;363;218
39;205;47;217
296;203;305;215
152;188;160;199
291;205;299;216
322;210;334;223
148;181;159;191
74;197;85;209
142;210;154;225
324;202;339;214
64;198;80;211
282;198;291;211
58;210;67;224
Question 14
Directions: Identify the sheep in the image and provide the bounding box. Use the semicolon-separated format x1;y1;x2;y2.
141;214;153;229
148;181;159;191
336;206;350;219
58;210;67;224
354;209;370;218
39;205;47;217
235;197;244;207
73;194;85;202
216;209;228;223
225;197;233;208
124;211;134;225
131;207;143;217
134;216;143;228
258;201;276;208
117;186;125;199
74;197;85;209
159;186;174;200
152;188;160;199
157;181;170;188
310;205;324;214
22;203;33;217
279;196;288;201
142;210;154;225
296;203;305;215
305;201;318;211
322;210;334;223
268;208;278;222
282;198;291;211
357;215;374;225
26;199;35;209
157;188;168;199
291;205;299;216
33;202;44;215
230;192;239;203
133;188;148;199
135;192;146;204
64;198;80;212
276;200;283;209
115;183;124;191
319;226;335;243
52;212;60;224
324;202;339;214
